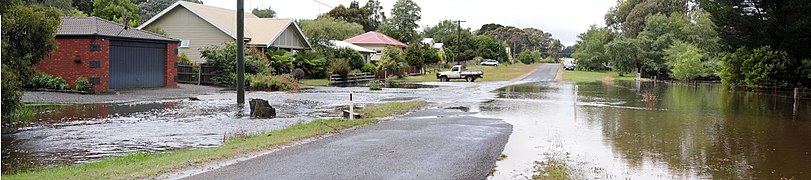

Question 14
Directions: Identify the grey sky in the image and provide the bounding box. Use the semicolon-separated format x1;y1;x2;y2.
202;0;616;46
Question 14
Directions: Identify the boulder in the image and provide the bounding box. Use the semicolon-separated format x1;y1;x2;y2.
249;99;276;118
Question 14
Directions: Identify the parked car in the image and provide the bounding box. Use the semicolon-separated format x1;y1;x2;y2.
480;59;499;66
436;65;484;82
564;62;576;70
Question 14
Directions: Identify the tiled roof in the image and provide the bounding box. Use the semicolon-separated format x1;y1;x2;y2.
57;16;177;42
343;31;407;47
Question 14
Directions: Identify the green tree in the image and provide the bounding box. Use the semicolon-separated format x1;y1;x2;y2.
404;42;438;69
92;0;140;27
378;46;404;71
605;38;645;74
138;0;202;23
251;6;275;18
517;50;542;64
572;25;612;70
604;0;688;38
422;20;474;61
292;50;327;78
471;35;508;61
476;23;503;35
325;0;386;32
362;0;386;32
2;0;62;118
299;16;364;43
329;47;365;70
665;41;704;81
378;0;421;43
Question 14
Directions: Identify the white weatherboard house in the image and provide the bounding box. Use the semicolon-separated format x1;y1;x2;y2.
329;40;376;64
138;1;311;63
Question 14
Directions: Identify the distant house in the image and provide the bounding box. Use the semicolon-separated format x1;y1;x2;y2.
421;38;444;51
343;31;407;62
137;1;311;63
329;40;376;64
35;16;180;92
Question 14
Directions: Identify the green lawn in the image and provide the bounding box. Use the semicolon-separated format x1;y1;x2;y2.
562;70;647;83
403;63;541;82
3;101;426;180
299;78;329;86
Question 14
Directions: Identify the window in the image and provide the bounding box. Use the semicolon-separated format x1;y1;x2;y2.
375;49;383;55
180;40;190;48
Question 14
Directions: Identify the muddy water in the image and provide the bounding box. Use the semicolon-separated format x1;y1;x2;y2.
485;81;811;179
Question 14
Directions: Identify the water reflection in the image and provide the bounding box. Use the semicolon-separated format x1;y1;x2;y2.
486;81;810;179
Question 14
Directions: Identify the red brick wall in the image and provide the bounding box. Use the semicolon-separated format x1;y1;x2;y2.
35;38;110;92
165;43;178;88
35;38;180;92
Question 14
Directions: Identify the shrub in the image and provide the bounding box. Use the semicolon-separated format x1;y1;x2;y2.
329;59;351;77
330;47;365;70
361;63;377;73
720;46;795;88
2;66;23;118
293;50;327;78
178;52;192;64
369;80;383;91
246;74;300;91
75;77;92;92
201;42;269;86
24;73;69;90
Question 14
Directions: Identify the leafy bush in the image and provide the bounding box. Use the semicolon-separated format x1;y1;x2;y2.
720;46;795;88
369;80;383;91
361;63;377;73
200;42;269;86
293;50;327;78
2;66;23;118
178;52;192;64
664;41;704;81
24;73;69;90
266;49;295;74
75;77;92;92
329;59;351;77
517;50;541;64
329;47;365;70
246;74;300;91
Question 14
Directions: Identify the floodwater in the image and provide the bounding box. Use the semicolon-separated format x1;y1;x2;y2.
0;83;492;174
485;81;811;179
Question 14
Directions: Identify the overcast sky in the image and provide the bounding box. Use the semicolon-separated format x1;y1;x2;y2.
202;0;616;46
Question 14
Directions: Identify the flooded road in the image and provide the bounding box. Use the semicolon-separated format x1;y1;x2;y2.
1;82;506;174
485;81;811;179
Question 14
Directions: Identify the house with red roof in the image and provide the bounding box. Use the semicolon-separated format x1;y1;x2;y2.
343;31;407;62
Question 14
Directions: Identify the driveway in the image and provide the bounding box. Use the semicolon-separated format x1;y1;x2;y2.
22;84;224;104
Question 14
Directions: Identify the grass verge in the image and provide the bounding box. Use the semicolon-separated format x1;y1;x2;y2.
403;63;540;82
3;101;426;180
299;78;329;86
562;70;648;83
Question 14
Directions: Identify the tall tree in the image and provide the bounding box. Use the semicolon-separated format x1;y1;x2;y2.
378;0;421;43
251;6;276;18
362;0;386;32
2;0;62;117
72;0;94;15
422;20;475;61
604;0;688;37
299;16;364;44
572;25;612;70
477;23;503;35
92;0;140;27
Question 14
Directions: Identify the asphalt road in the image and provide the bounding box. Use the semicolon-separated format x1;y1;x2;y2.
185;64;560;180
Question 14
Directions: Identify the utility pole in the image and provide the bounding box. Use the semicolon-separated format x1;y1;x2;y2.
236;0;245;104
454;20;465;65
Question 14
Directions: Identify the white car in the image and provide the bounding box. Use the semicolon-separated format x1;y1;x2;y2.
480;59;499;66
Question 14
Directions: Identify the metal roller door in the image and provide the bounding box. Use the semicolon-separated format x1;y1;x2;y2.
109;41;166;89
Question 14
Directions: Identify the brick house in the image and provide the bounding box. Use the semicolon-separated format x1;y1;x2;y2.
35;16;180;92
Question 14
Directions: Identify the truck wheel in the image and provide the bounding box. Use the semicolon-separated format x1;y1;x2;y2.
440;76;449;82
466;76;474;82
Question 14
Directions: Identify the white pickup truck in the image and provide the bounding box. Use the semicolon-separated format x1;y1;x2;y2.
436;65;484;82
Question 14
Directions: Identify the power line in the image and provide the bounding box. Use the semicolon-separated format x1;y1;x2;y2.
313;0;333;8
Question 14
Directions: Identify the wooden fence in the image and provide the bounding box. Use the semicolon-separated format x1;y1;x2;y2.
177;63;217;85
329;72;376;86
374;66;421;79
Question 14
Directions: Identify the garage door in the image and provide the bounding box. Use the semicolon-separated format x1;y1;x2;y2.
109;41;166;89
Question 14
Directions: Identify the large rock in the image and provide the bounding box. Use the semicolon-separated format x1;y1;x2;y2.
249;99;276;118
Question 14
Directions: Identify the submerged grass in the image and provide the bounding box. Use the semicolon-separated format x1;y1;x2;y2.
299;78;329;86
562;70;647;83
3;101;426;180
404;63;540;82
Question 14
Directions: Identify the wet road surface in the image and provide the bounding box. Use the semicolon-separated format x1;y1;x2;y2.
186;65;562;179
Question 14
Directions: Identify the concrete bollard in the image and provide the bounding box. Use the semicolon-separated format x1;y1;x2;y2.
349;91;354;120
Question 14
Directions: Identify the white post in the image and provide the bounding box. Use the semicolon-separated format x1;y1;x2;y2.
349;91;354;120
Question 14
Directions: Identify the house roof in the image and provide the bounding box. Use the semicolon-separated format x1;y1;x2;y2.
57;16;178;42
137;1;310;48
344;31;407;47
329;40;376;53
